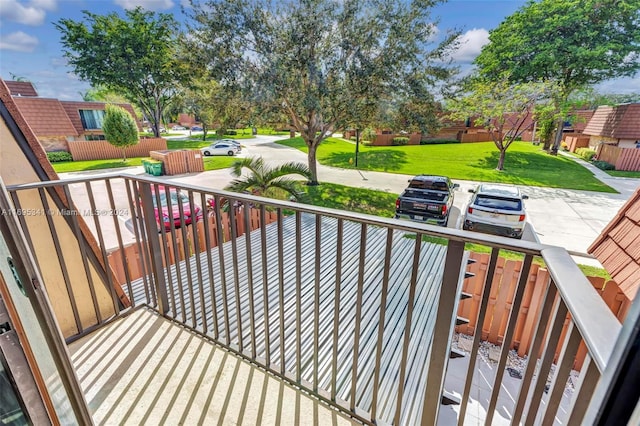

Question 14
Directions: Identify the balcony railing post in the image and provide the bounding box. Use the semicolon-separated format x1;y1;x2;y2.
421;239;465;425
138;181;170;314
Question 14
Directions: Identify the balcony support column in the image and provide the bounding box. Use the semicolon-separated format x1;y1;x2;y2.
139;182;169;314
421;239;465;425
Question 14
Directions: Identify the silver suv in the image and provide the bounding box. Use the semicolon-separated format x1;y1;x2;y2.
462;184;528;239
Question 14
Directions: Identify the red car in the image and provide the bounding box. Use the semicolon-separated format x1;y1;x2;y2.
145;185;203;231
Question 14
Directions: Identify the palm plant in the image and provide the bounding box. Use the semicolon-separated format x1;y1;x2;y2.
225;157;313;201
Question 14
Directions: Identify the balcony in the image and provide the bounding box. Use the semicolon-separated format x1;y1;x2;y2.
5;174;623;425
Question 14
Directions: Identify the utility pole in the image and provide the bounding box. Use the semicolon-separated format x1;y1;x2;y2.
354;128;360;167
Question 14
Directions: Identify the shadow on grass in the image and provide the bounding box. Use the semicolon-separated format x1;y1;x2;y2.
304;183;397;217
471;150;615;191
323;150;408;172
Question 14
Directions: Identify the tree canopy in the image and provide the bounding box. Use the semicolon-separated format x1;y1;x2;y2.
55;7;191;137
102;104;139;161
474;0;640;151
184;0;459;184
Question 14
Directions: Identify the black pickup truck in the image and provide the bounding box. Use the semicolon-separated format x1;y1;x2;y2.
394;175;458;226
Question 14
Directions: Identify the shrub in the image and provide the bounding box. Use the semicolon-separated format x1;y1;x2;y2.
592;160;615;171
349;136;357;141
103;104;139;161
47;151;73;162
561;142;569;151
391;137;409;146
361;128;376;142
226;130;237;135
576;148;596;161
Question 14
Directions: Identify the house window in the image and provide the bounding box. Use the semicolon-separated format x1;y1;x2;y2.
85;134;106;141
79;109;105;130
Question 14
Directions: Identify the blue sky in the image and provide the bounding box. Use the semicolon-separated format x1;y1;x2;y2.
0;0;637;100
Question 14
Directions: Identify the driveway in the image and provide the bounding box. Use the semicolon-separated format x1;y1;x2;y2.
59;135;639;265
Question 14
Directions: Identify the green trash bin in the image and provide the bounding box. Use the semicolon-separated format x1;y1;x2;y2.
141;160;150;174
149;162;163;176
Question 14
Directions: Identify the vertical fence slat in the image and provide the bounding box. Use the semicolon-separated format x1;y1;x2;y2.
484;255;533;425
511;282;557;424
458;248;500;426
524;297;570;424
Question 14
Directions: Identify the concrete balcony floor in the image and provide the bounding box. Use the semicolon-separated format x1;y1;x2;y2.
68;308;359;425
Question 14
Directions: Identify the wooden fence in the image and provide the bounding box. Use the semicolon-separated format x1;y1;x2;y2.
456;252;631;370
615;147;640;171
107;206;278;284
370;133;422;145
595;143;640;171
564;135;590;153
69;138;167;161
459;132;492;143
150;149;204;175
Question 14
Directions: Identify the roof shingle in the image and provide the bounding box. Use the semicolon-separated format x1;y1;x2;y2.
12;97;78;137
589;187;640;300
583;103;640;139
6;80;38;97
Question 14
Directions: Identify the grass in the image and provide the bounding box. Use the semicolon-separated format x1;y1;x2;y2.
606;170;640;178
51;154;237;173
52;158;145;173
203;157;238;171
278;137;617;192
301;182;397;217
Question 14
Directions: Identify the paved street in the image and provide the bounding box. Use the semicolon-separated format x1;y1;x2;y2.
60;135;640;266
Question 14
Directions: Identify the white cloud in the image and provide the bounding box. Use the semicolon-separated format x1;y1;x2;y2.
595;76;640;95
0;31;38;52
114;0;175;11
0;0;56;26
450;28;489;63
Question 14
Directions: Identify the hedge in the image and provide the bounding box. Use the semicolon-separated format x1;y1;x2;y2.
47;151;73;162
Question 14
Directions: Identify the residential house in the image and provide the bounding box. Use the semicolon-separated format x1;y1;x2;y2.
0;78;638;425
4;78;141;152
583;103;640;149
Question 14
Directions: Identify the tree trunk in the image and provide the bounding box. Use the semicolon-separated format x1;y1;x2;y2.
307;142;319;185
496;149;506;171
122;148;127;162
154;99;162;138
550;117;564;155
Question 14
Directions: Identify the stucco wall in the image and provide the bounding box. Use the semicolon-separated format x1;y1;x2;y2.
38;135;69;152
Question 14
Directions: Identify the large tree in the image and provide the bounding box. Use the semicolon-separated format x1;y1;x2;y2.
448;76;549;170
55;7;191;137
184;0;459;184
475;0;640;153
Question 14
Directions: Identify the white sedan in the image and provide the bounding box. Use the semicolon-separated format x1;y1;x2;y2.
200;142;241;156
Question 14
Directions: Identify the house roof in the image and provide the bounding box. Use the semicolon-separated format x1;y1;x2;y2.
583;103;640;139
589;186;640;299
568;109;595;132
6;80;39;97
12;96;79;137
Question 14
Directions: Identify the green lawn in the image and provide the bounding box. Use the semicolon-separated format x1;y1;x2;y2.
278;137;616;192
51;155;237;173
51;158;145;173
301;182;397;217
606;170;640;178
